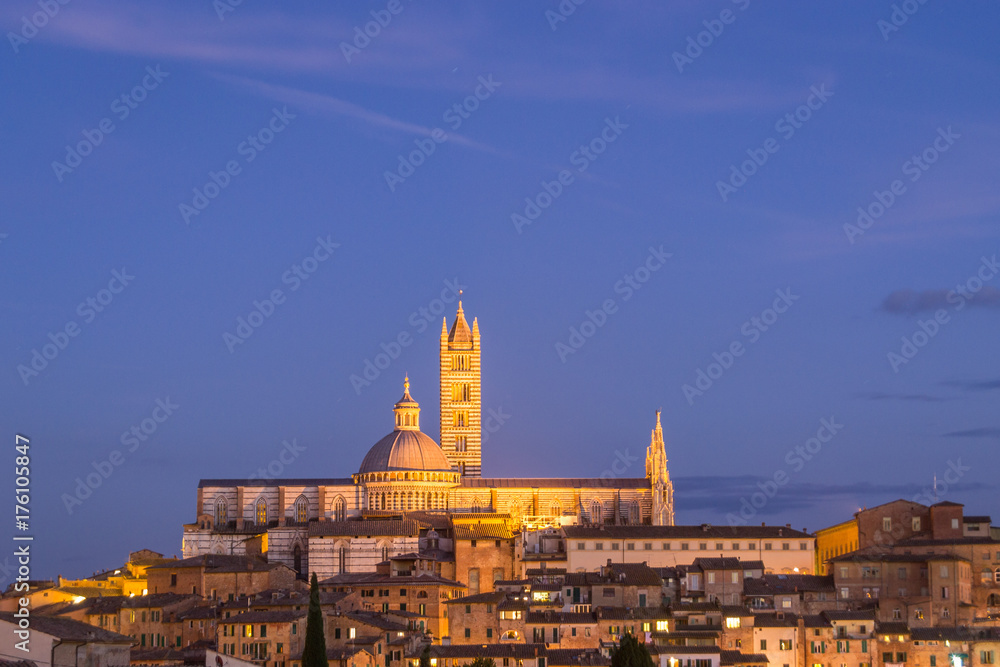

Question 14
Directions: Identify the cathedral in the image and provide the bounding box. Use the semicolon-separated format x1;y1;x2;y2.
183;302;674;578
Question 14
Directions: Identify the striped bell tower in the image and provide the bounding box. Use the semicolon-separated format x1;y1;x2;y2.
439;298;482;477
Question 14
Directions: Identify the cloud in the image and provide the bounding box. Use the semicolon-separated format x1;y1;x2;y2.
881;286;1000;314
854;391;950;403
941;427;1000;439
939;378;1000;392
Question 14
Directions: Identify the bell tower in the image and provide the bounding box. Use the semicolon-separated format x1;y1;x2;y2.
440;298;481;477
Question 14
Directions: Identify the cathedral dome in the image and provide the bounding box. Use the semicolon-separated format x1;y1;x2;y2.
357;377;454;474
358;429;453;473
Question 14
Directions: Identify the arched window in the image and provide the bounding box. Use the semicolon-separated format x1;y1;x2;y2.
215;498;228;527
590;501;602;524
255;498;268;525
338;546;347;573
629;501;640;525
295;496;308;524
333;496;346;522
472;499;482;513
549;500;561;517
500;630;520;642
995;568;1000;584
293;544;302;574
988;593;1000;606
405;414;411;426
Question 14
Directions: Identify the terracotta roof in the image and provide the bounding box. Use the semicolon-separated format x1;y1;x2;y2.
345;611;408;631
822;610;875;621
430;644;549;659
146;554;279;572
0;612;132;643
743;575;834;595
445;591;506;605
309;519;420;537
752;613;799;627
876;622;911;635
546;649;609;666
198;478;353;488
594;607;671;621
963;515;992;523
527;611;596;625
720;651;769;665
453;524;516;540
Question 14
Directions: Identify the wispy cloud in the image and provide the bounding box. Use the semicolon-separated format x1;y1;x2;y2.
854;391;951;403
881;286;1000;314
941;427;1000;439
939;378;1000;392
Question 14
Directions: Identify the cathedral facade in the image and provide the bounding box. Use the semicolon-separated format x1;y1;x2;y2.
183;303;674;578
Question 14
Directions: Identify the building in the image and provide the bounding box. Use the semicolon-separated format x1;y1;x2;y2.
183;303;675;585
0;612;132;667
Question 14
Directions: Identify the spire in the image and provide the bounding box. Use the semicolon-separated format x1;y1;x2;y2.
448;297;473;344
646;410;668;481
393;377;420;431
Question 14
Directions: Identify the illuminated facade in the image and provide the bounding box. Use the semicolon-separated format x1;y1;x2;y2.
184;302;674;578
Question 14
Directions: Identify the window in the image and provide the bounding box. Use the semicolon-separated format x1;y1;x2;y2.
898;568;907;580
627;542;635;551
951;518;959;529
883;517;892;531
764;542;773;550
941;587;949;599
732;543;740;550
465;629;471;638
930;656;936;667
295;496;308;523
577;542;586;550
800;542;808;550
892;609;901;620
716;543;724;550
748;542;756;550
707;573;715;584
731;572;739;584
170;574;177;587
912;517;921;531
914;609;924;620
725;618;740;629
681;543;689;551
611;543;620;551
644;543;652;550
486;628;493;638
663;543;671;550
782;543;790;551
468;569;480;595
980;651;995;664
656;621;669;631
839;566;848;578
940;565;949;577
595;542;604;551
214;498;228;526
760;640;767;651
699;542;707;550
255;498;267;525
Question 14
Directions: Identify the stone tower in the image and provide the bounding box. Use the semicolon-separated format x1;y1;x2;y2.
646;410;675;525
439;300;482;477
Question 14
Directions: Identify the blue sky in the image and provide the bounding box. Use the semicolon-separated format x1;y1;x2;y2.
1;1;998;580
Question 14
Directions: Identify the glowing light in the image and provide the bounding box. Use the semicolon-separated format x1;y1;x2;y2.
142;589;148;595
951;656;962;667
72;596;85;604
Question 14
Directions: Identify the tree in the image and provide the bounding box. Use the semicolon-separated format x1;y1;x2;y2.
302;572;329;667
469;658;496;667
610;632;654;667
419;646;432;667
